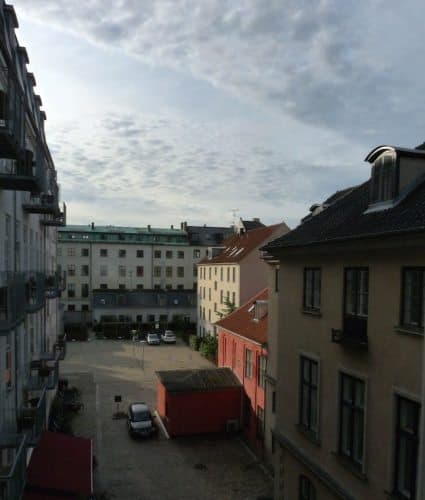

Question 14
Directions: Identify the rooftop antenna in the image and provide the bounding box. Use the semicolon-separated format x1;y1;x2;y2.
231;208;239;229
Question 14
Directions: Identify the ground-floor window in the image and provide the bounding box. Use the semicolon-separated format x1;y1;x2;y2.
299;475;316;500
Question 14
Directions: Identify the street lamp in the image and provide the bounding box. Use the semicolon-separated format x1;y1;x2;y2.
139;340;146;370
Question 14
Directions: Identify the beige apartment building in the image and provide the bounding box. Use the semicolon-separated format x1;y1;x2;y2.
197;221;289;337
263;144;425;499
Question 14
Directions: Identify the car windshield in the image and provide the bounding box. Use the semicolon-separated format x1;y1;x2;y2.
133;409;151;422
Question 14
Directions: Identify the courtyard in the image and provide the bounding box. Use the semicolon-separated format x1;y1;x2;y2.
61;336;273;500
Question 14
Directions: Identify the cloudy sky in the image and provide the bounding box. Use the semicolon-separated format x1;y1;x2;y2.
12;0;425;229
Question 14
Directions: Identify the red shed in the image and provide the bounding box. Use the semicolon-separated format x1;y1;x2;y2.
156;367;242;437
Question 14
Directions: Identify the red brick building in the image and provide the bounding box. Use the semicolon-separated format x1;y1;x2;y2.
216;288;268;456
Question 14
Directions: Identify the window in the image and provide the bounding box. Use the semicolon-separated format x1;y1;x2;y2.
166;250;173;259
303;268;321;311
119;266;126;277
371;152;396;203
256;406;265;439
67;264;76;276
220;267;223;281
81;284;89;298
177;267;184;278
5;343;12;389
81;265;89;277
401;268;424;331
100;265;108;277
299;357;318;436
345;268;369;317
214;303;217;312
275;267;279;292
166;267;173;278
208;268;211;280
137;266;144;277
67;247;76;257
100;284;108;289
154;266;161;277
394;396;420;499
193;265;197;277
232;267;236;282
57;247;62;257
154;250;161;258
68;284;75;298
154;284;161;290
67;304;75;311
258;355;267;389
136;314;143;323
243;394;251;428
118;284;125;290
220;290;223;304
193;249;200;258
100;249;108;257
119;249;126;258
81;248;89;257
299;475;316;500
137;249;144;258
178;250;184;259
272;391;276;413
232;292;235;305
136;284;144;290
339;373;365;468
227;267;230;282
245;349;252;378
82;305;89;311
148;314;155;322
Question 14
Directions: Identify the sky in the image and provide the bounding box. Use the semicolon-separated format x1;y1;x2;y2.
11;0;425;229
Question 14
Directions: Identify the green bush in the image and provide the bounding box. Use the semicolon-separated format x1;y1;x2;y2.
189;334;201;350
199;335;218;359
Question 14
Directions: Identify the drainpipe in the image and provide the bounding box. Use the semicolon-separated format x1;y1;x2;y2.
13;190;19;420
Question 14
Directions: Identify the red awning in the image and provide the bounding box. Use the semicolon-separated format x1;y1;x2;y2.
24;431;92;499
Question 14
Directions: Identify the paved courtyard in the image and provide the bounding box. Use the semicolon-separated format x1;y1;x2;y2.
61;336;273;500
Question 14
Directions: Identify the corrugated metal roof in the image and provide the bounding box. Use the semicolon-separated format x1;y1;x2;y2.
156;368;242;393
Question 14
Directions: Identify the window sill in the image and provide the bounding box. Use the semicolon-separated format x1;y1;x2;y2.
394;325;424;338
296;424;321;446
332;452;367;481
301;308;322;318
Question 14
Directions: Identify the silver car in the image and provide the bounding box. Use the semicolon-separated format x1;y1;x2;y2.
161;330;176;344
127;402;158;438
147;332;161;345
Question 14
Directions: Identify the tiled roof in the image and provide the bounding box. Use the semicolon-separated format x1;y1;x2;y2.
215;288;268;345
156;367;241;393
264;177;425;251
199;223;288;264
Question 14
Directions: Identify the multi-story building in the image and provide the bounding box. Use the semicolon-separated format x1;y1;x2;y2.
197;221;289;337
57;223;232;326
216;288;269;458
0;3;65;498
263;143;425;499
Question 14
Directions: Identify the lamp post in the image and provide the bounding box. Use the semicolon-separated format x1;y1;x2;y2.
139;340;146;370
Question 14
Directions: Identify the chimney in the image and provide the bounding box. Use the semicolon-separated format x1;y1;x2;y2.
91;222;95;230
147;225;151;232
171;224;174;229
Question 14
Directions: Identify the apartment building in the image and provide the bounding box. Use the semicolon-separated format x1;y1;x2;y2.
216;288;269;458
197;221;289;337
57;223;232;325
0;3;65;499
263;143;425;499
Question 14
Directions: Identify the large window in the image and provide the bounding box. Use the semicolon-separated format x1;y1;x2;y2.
100;249;107;257
166;250;173;259
154;250;161;259
345;268;369;317
81;248;89;257
339;373;365;468
177;267;184;278
394;396;420;499
299;357;318;436
67;283;75;298
401;268;424;331
154;266;161;277
136;266;144;277
67;264;76;276
100;265;107;277
81;265;89;276
299;475;316;500
371;152;396;203
257;355;267;389
119;266;126;277
119;249;126;258
166;267;172;278
81;284;89;298
245;349;252;378
137;249;144;258
303;268;321;311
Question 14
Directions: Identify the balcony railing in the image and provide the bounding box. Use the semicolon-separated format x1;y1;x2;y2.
18;387;47;446
25;272;46;313
331;316;368;348
45;269;65;299
41;202;66;226
27;352;60;391
0;433;27;500
0;272;26;334
53;334;67;360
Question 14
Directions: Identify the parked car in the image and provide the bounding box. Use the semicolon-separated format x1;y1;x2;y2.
147;333;161;345
161;330;176;344
127;402;158;438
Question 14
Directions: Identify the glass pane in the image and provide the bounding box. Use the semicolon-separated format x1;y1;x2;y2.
303;360;310;382
352;410;364;464
342;377;352;402
355;381;364;408
341;406;351;455
310;387;318;432
311;362;318;385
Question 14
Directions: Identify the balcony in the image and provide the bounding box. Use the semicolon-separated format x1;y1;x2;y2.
0;433;27;500
53;334;67;361
22;193;58;215
331;316;368;349
0;272;26;334
25;272;46;313
45;269;65;299
18;387;47;446
27;352;60;391
41;202;66;226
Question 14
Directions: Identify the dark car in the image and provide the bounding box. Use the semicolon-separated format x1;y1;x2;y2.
127;402;158;438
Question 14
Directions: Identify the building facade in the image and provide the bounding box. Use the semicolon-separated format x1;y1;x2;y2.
0;3;65;498
216;288;269;458
197;221;289;337
57;223;232;325
264;144;425;500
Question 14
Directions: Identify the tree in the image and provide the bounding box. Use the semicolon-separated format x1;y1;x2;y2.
217;297;236;319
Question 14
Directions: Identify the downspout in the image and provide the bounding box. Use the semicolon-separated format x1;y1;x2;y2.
13;190;19;419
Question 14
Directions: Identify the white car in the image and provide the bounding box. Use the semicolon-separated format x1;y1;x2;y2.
147;333;161;345
161;330;176;344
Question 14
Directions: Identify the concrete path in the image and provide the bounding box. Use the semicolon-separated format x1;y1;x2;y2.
61;338;273;500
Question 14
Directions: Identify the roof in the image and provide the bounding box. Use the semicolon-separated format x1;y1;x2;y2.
199;223;288;264
156;367;242;393
264;178;425;251
92;289;196;309
240;219;265;231
60;224;185;236
24;431;92;498
186;225;234;246
215;288;268;345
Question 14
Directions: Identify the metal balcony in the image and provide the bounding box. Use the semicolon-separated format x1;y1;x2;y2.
27;352;60;391
22;193;58;215
18;387;47;447
53;334;67;360
0;272;26;334
0;433;27;500
331;316;368;349
41;202;66;227
25;272;46;313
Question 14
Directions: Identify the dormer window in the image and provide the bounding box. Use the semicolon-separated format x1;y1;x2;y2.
370;151;396;203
